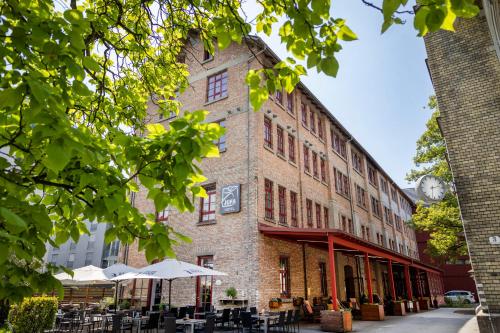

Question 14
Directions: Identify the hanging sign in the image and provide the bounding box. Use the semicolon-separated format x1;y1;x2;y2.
220;184;241;214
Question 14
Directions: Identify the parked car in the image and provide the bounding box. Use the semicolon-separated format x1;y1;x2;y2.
444;290;476;304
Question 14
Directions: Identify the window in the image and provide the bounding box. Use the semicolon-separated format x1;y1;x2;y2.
312;152;319;178
200;183;216;222
196;256;214;310
310;111;316;133
366;227;370;241
391;187;398;202
334;168;350;197
156;207;169;222
331;129;347;158
361;225;366;239
371;196;382;218
50;253;58;265
279;257;291;297
288;134;296;163
214;119;226;152
203;47;213;62
277;126;285;156
395;214;402;231
315;203;322;228
355;184;367;209
319;262;328;297
290;192;298;227
287;92;294;113
264;117;273;148
69;242;77;252
207;71;228;102
384;206;393;225
320;159;326;182
278;186;287;225
318;117;324;140
276;89;283;105
87;234;95;250
301;103;308;126
85;252;93;266
341;215;353;233
67;254;75;268
90;222;97;232
303;145;310;173
368;166;378;187
323;207;329;227
265;179;274;220
380;177;389;194
306;199;313;226
352;152;364;174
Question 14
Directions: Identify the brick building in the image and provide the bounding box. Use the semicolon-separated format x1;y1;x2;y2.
423;1;500;331
121;33;443;311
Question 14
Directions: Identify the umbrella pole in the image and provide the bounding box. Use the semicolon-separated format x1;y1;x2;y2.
168;279;172;310
114;281;119;311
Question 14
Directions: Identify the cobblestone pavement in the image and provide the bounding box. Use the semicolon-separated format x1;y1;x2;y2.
299;308;479;333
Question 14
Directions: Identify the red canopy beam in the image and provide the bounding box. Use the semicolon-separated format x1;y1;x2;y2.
327;234;339;311
364;253;373;303
404;264;413;300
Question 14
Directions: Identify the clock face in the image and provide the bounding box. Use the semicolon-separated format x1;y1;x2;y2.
417;175;446;202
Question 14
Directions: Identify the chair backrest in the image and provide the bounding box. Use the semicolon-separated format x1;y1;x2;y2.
111;314;123;333
293;309;300;322
148;312;160;329
286;310;293;324
240;312;253;328
170;307;178;317
205;315;215;333
152;305;160;312
141;307;148;316
178;307;187;319
164;317;177;333
186;307;195;318
278;311;286;325
222;308;231;321
249;307;257;315
232;308;240;319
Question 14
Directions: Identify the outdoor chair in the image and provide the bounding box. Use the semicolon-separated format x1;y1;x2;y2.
178;307;187;319
249;307;257;315
103;314;132;333
239;312;260;333
164;316;185;333
186;307;195;319
141;312;160;333
215;308;231;329
285;310;293;333
194;315;215;333
267;311;286;333
291;310;300;333
231;308;241;331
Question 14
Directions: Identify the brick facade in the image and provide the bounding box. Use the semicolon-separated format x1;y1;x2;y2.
423;9;500;332
122;33;423;311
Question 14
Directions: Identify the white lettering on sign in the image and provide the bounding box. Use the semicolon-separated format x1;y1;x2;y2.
489;236;500;245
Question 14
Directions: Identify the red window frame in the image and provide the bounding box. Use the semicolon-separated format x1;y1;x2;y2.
303;145;310;173
277;126;285;155
320;158;326;182
290;191;298;227
288;134;295;163
323;207;329;227
264;116;273;148
265;179;274;220
368;166;378;187
310;111;316;133
318;117;324;139
352;152;364;174
207;71;228;103
306;199;313;226
279;256;291;297
156;208;169;222
301;103;307;126
276;89;283;105
199;184;216;223
287;92;294;113
278;186;287;225
312;151;318;178
315;203;322;228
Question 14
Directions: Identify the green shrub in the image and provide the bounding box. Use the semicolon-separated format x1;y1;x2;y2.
225;287;237;299
8;297;57;333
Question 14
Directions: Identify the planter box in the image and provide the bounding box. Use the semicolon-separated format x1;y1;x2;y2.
393;301;406;316
411;300;420;313
320;310;352;332
418;299;430;310
361;304;384;321
269;301;281;309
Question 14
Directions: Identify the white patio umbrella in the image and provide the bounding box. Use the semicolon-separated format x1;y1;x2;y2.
54;265;109;285
103;263;137;311
112;259;227;308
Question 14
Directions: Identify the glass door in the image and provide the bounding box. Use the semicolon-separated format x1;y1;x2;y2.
196;256;214;311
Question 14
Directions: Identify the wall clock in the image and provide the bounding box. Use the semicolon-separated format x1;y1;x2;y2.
416;175;446;202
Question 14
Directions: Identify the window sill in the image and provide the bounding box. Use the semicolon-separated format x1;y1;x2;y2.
264;144;274;154
278;222;288;227
304;170;312;177
321;180;329;187
369;182;378;190
286;110;296;119
302;123;309;131
201;57;214;64
356;204;368;212
197;221;217;226
277;152;287;161
318;137;325;144
264;217;276;223
275;101;286;110
335;191;351;201
288;160;297;168
353;169;364;177
331;149;347;161
204;95;228;106
313;175;320;181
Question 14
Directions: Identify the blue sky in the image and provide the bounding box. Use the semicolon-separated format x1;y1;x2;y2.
244;0;435;188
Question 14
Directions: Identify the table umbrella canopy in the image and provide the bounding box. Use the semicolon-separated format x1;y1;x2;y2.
103;263;137;280
111;259;227;281
54;265;110;285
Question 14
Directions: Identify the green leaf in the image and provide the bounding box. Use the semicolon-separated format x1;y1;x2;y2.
82;56;100;72
426;8;446;32
0;86;24;108
337;25;358;41
28;79;49;103
0;208;27;232
414;6;430;36
73;80;92;96
146;123;166;135
43;141;71;172
320;57;339;77
217;33;231;50
382;0;401;21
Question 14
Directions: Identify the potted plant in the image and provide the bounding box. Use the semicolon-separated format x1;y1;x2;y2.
269;298;281;309
225;287;238;300
320;309;352;332
411;298;420;313
393;299;406;316
418;297;430;310
360;303;384;321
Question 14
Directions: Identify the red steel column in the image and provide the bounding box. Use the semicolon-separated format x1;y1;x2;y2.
387;259;396;300
327;234;339;311
364;253;373;303
404;265;413;300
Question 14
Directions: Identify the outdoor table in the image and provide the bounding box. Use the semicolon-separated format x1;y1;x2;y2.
253;314;279;333
176;318;206;333
130;316;149;333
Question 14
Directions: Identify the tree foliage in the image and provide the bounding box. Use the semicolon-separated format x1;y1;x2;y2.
407;97;466;259
0;0;478;302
